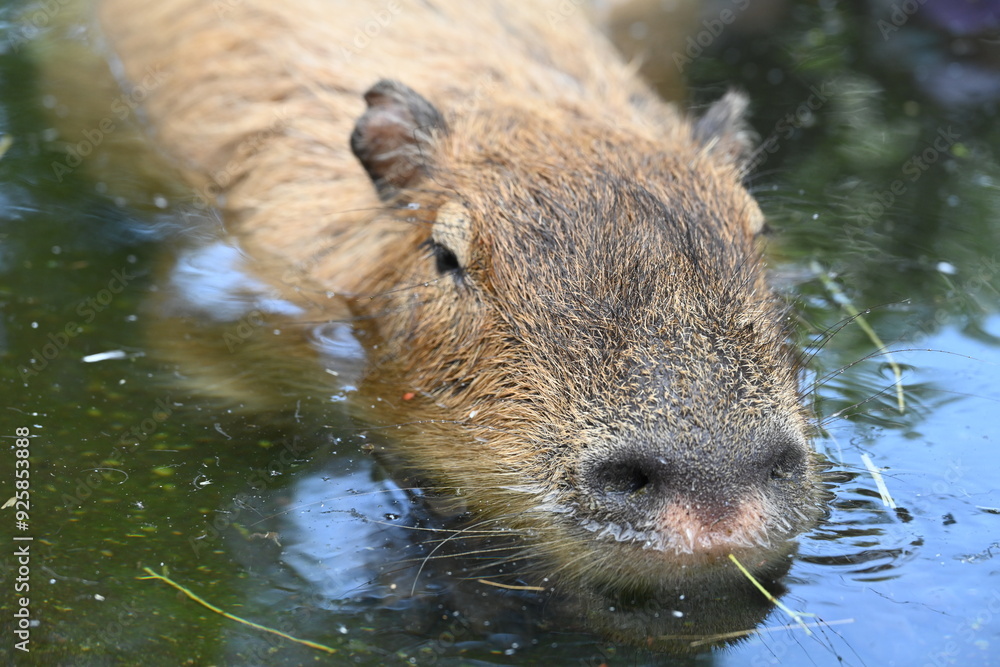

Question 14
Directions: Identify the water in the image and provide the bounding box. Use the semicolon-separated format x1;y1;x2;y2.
1;0;999;665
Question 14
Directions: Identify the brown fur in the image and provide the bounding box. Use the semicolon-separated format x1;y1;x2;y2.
57;0;823;600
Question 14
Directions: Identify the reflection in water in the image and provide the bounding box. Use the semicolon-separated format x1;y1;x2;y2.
233;444;809;657
164;240;305;321
799;449;916;584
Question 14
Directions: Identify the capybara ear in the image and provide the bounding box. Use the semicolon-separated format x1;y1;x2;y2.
692;91;756;168
350;79;447;198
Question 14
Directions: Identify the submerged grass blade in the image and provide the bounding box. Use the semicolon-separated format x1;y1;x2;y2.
475;578;546;591
861;452;897;509
811;261;905;412
138;566;337;655
728;554;816;636
687;617;855;647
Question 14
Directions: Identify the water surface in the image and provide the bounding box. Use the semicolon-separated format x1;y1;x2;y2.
1;0;999;665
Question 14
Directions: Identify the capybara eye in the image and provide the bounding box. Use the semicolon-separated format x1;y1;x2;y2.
429;241;462;276
431;201;473;273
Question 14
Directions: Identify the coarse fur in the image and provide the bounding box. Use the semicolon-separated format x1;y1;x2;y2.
47;0;825;623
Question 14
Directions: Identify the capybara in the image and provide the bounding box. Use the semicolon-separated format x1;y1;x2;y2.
41;0;827;643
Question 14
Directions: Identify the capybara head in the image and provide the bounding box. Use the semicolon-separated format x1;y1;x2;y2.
348;80;825;595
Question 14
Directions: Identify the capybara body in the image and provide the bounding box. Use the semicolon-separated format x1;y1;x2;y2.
73;0;823;604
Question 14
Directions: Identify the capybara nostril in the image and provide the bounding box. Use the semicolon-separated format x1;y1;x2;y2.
600;461;655;497
768;440;808;483
585;452;668;507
